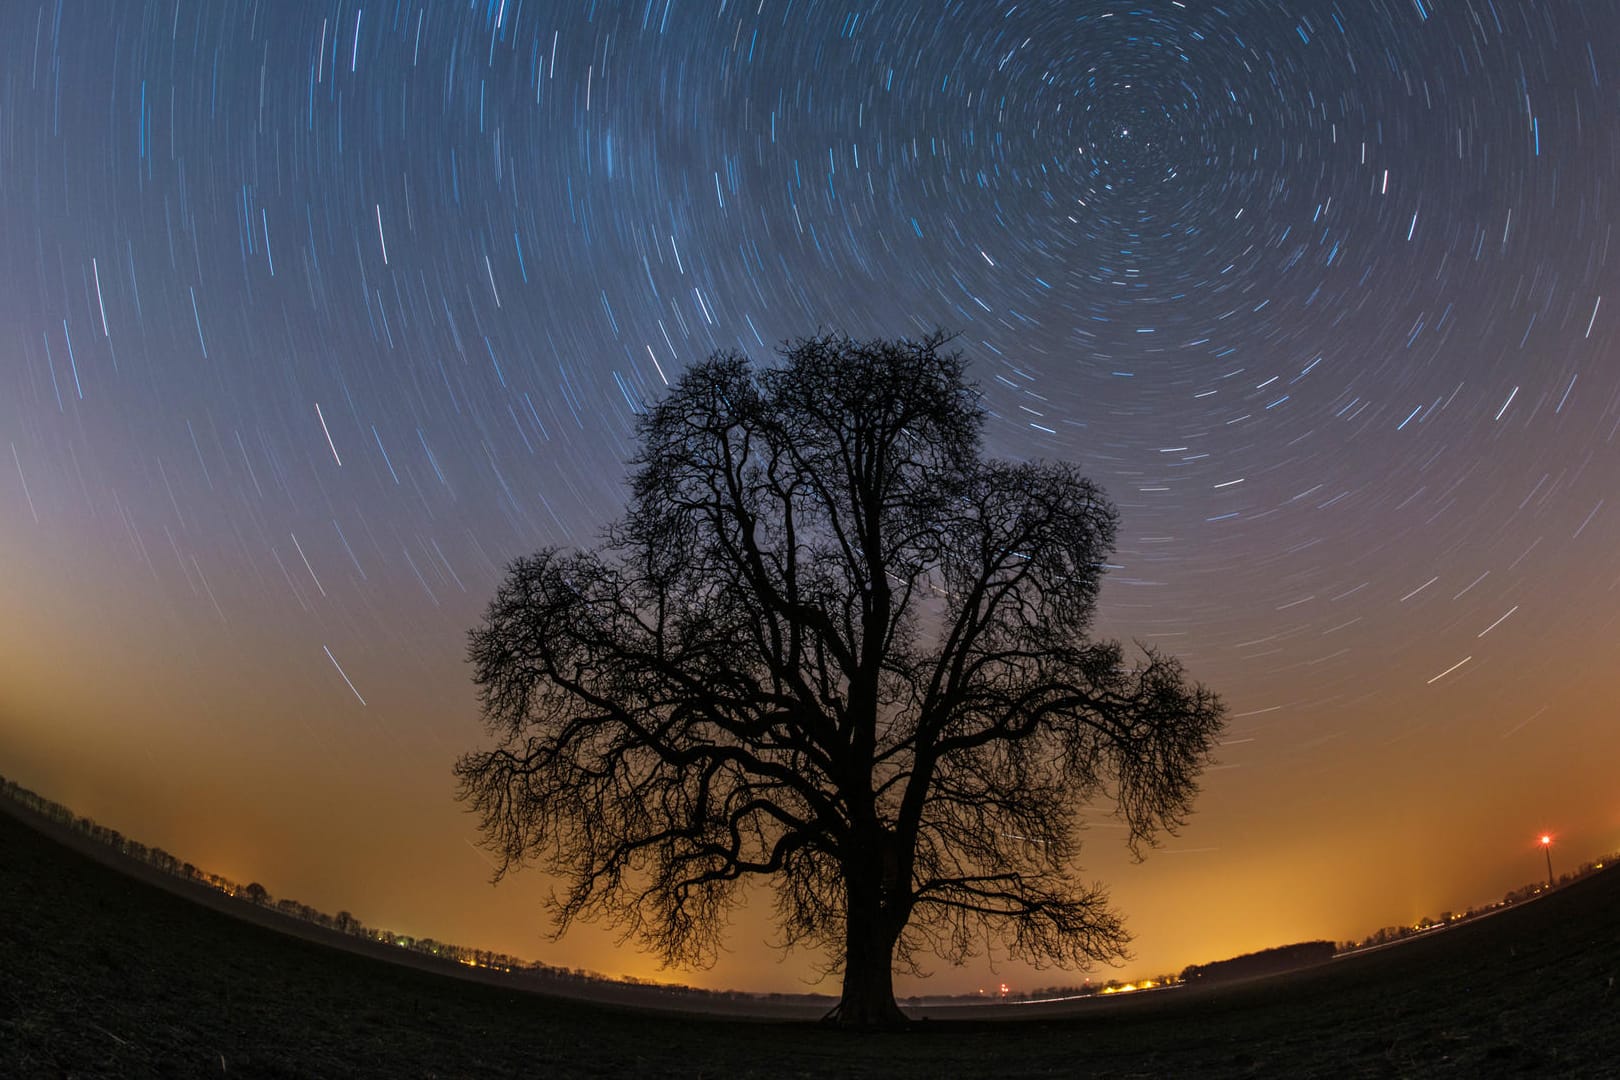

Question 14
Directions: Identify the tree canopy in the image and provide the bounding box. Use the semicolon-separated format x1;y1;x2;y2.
455;333;1225;1026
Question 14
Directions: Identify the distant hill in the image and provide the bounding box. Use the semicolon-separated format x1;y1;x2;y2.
2;800;1617;1076
1181;940;1336;985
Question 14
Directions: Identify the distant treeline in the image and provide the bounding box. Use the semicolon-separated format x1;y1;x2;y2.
0;774;758;1000
1343;854;1617;954
4;772;1615;1000
1180;940;1336;985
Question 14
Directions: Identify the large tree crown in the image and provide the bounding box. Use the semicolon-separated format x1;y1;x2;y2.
456;333;1223;986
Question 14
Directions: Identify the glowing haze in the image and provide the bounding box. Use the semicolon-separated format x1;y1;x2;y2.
2;1;1617;994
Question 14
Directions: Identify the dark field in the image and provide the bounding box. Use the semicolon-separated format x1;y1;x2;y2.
2;806;1616;1078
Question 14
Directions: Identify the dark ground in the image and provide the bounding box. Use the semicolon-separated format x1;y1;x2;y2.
2;804;1616;1078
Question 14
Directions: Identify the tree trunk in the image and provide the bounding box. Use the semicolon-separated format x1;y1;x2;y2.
824;877;908;1028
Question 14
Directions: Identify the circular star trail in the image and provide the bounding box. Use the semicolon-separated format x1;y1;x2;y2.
2;1;1617;991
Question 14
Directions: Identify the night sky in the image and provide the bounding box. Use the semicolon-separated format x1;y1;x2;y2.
3;0;1618;995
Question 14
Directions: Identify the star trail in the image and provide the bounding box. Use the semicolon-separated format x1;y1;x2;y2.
2;0;1617;992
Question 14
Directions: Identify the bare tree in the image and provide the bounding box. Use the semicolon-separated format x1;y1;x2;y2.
456;333;1224;1027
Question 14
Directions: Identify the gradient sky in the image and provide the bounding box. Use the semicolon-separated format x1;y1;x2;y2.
3;0;1618;996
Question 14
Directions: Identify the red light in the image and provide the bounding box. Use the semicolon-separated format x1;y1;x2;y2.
1540;835;1552;845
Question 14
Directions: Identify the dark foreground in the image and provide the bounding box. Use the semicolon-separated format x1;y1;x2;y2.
2;807;1615;1078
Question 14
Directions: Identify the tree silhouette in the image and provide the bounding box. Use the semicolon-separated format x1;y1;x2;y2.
455;333;1225;1027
